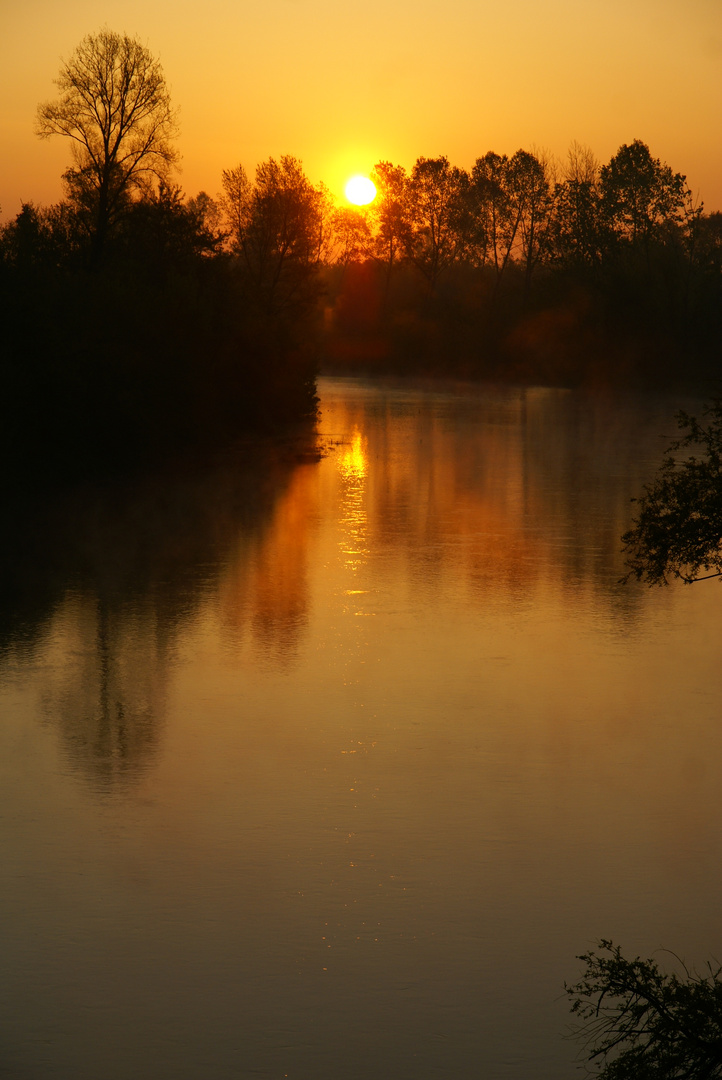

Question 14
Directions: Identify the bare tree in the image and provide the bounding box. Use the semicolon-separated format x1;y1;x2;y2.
565;140;599;185
37;29;178;263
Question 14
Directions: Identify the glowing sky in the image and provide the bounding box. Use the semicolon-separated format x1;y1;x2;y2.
1;0;721;220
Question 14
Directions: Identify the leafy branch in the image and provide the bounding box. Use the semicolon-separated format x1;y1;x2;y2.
622;401;722;585
565;940;722;1078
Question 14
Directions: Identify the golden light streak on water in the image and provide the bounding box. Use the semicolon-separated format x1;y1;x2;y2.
338;428;369;576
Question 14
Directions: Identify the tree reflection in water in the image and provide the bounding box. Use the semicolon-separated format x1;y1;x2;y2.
2;379;722;1080
0;437;317;791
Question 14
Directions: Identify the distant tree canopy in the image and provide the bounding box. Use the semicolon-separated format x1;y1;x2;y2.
622;401;722;585
565;940;722;1079
308;140;700;289
348;139;707;308
321;139;720;380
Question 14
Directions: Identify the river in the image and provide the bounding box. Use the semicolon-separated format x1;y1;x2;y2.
1;375;721;1080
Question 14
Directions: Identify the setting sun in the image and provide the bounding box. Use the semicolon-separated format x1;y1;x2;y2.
345;175;376;206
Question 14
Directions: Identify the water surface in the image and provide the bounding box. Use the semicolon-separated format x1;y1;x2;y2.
2;376;721;1079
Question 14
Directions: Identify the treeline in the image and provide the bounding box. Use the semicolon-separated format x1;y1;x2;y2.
2;30;721;473
320;143;722;383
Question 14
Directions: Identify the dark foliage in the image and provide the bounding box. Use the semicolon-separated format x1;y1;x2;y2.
0;189;319;471
565;940;722;1079
0;31;322;476
622;401;722;584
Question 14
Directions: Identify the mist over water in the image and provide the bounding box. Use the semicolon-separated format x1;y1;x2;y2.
2;376;721;1080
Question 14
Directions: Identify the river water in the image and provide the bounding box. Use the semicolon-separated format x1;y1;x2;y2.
1;376;721;1080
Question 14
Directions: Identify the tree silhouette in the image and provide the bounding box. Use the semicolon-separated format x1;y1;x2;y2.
235;155;325;315
566;940;722;1079
331;206;372;267
370;161;412;302
600;141;690;253
36;29;178;264
406;156;469;290
551;176;601;271
471;151;519;295
220;163;252;251
622;401;722;585
506;148;555;298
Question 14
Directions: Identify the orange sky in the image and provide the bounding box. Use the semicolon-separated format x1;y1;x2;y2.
1;0;721;220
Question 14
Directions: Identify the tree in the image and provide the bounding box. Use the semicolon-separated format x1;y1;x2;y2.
470;151;525;297
369;161;412;304
506;148;555;298
36;29;178;264
220;163;252;251
330;207;373;267
405;156;469;290
600;141;689;251
0;202;54;273
565;940;722;1079
595;141;702;335
0;198;88;279
118;184;222;269
234;155;325;316
552;177;601;271
695;212;722;277
622;401;722;585
566;140;599;188
549;142;602;271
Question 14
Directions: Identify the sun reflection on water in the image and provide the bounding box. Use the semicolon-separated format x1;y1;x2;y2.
339;428;368;481
338;429;369;576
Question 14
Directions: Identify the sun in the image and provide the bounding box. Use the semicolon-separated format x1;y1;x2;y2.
345;175;377;206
